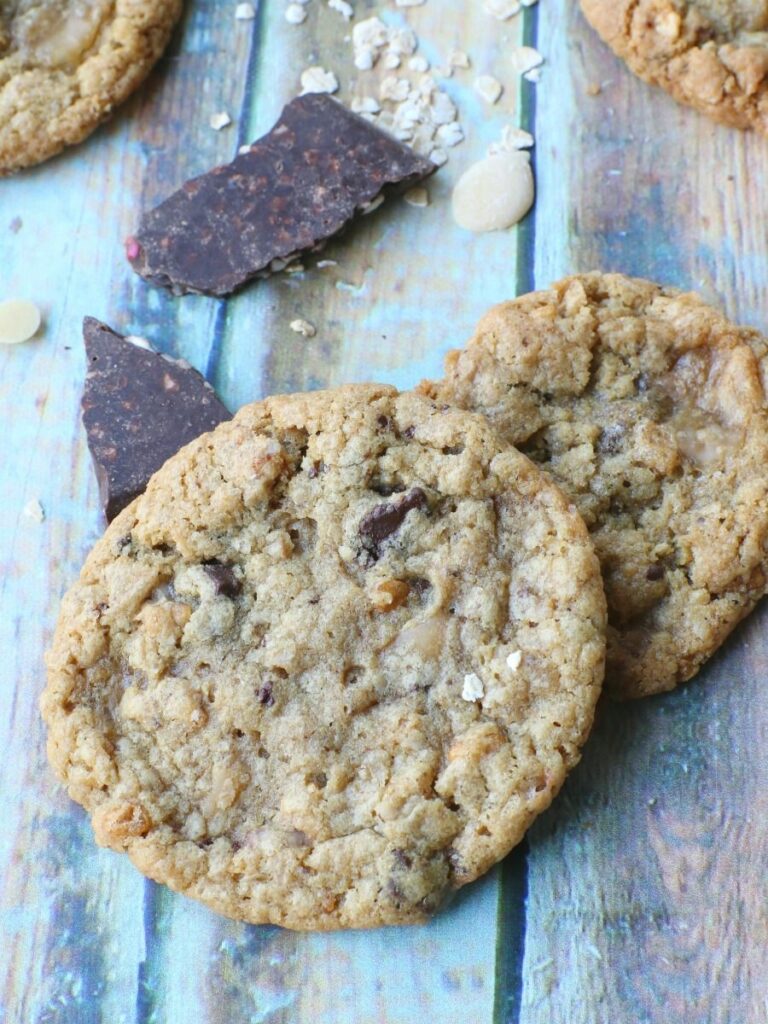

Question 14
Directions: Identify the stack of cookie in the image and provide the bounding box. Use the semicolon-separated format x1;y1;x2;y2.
41;271;768;931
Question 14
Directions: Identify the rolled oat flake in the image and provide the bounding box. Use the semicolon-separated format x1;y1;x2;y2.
0;299;42;344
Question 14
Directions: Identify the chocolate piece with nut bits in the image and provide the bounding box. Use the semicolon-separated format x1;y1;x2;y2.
82;318;231;522
126;94;437;296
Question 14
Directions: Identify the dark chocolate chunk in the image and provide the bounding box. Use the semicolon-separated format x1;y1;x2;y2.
646;564;665;581
82;318;231;522
359;487;429;560
127;94;437;297
258;683;275;707
202;562;242;598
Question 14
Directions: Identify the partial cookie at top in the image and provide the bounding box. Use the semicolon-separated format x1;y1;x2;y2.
42;384;605;930
0;0;183;175
581;0;768;132
421;272;768;699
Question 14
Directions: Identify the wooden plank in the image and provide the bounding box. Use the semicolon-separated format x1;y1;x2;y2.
0;2;540;1022
521;2;768;1021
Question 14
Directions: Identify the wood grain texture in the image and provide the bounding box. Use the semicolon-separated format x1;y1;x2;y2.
521;2;768;1022
0;2;531;1023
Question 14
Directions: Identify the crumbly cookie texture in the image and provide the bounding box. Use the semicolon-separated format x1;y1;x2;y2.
0;0;183;175
581;0;768;132
421;272;768;700
42;384;605;930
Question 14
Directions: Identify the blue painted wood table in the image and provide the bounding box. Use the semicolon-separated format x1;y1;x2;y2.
2;1;768;1021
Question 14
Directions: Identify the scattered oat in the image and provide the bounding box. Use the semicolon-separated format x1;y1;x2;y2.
328;0;354;18
406;55;427;72
507;650;523;671
524;66;542;83
484;0;521;18
351;96;381;115
235;2;255;18
125;335;153;351
285;263;305;274
238;144;252;155
361;194;386;215
380;76;411;102
396;0;425;5
474;74;503;104
436;122;464;147
209;111;232;131
23;498;45;523
452;152;534;232
429;147;448;166
511;45;544;76
449;49;471;69
488;125;534;154
316;259;338;268
0;299;42;345
300;66;339;95
462;673;485;702
289;318;317;337
404;186;429;207
586;82;602;96
285;3;307;23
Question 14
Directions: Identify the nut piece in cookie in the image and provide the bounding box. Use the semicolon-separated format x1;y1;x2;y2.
421;271;768;699
42;384;605;930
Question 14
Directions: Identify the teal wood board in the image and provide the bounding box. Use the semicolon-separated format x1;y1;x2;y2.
2;1;768;1022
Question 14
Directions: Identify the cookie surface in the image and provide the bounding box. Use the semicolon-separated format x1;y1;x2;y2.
0;0;182;175
581;0;768;132
421;272;768;699
42;384;605;930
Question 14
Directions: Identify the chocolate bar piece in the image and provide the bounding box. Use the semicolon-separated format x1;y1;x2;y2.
126;94;437;296
82;318;231;521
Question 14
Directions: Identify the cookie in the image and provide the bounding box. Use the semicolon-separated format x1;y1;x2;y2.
581;0;768;132
420;272;768;700
42;384;606;930
0;0;183;175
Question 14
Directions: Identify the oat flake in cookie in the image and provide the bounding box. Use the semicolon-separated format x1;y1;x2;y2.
421;272;768;700
581;0;768;132
0;0;182;175
42;385;605;930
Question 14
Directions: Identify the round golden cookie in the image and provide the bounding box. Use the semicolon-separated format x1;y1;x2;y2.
42;384;606;931
581;0;768;132
421;272;768;700
0;0;183;175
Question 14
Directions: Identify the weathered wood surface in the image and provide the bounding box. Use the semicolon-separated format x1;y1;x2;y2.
523;3;768;1023
1;0;767;1020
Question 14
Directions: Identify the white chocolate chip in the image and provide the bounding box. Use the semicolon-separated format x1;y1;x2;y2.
436;121;464;147
474;75;503;104
395;0;425;6
360;194;385;215
209;111;232;131
408;55;429;72
404;186;429;207
23;498;45;523
235;2;255;19
0;299;42;345
124;335;153;351
289;318;317;337
462;673;485;702
300;66;339;95
506;650;523;671
452;152;534;232
429;147;448;167
285;3;307;23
